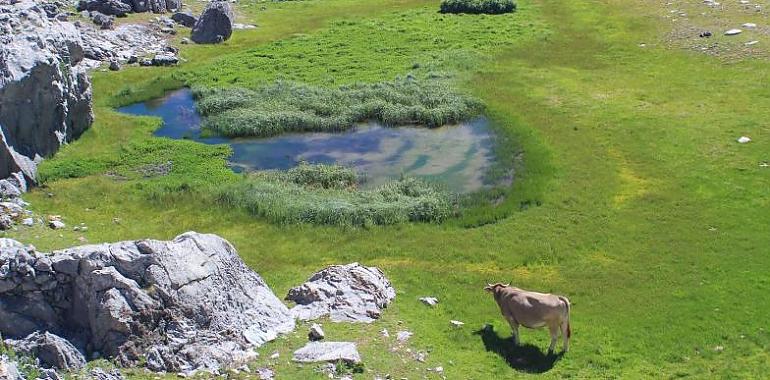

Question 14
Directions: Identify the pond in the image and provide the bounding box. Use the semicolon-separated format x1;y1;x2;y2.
118;88;499;193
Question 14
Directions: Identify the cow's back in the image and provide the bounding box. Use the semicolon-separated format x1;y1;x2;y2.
494;287;565;328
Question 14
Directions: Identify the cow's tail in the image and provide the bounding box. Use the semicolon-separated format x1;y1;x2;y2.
558;296;571;338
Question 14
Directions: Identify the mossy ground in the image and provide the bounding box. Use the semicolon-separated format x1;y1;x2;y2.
3;0;770;378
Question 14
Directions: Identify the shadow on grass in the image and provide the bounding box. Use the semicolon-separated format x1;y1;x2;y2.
474;326;563;373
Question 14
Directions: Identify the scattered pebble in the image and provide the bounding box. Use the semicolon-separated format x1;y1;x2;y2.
449;320;465;328
256;367;274;380
380;328;390;338
419;296;439;307
737;136;752;144
724;29;743;36
396;330;413;343
48;220;65;230
269;351;280;359
742;23;757;29
745;40;759;46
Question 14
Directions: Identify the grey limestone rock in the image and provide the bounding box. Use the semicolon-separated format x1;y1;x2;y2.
286;262;396;323
292;342;361;364
0;232;296;374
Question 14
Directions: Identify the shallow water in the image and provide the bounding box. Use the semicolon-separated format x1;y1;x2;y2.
118;88;498;193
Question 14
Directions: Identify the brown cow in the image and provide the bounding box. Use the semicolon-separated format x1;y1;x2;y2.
484;283;571;354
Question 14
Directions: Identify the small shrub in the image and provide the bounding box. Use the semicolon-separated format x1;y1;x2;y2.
440;0;517;15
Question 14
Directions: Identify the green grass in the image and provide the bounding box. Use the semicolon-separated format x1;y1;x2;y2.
3;0;770;378
194;79;483;137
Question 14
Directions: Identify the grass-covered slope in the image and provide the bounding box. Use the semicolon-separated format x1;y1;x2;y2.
4;0;770;378
194;79;483;137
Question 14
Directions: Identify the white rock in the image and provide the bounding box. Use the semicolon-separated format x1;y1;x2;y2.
287;262;396;323
308;323;325;341
419;297;439;307
48;220;66;230
742;23;757;29
737;136;752;144
292;342;361;364
449;320;465;328
256;367;274;380
745;40;759;46
396;331;413;343
725;29;743;35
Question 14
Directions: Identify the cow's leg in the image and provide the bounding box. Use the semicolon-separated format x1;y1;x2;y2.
506;318;520;345
547;324;559;355
561;320;570;352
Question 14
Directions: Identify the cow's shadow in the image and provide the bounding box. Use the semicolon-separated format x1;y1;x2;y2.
474;325;563;373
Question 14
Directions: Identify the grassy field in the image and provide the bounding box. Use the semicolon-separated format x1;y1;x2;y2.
4;0;770;378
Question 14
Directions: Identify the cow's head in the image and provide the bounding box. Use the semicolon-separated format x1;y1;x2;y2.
484;282;510;293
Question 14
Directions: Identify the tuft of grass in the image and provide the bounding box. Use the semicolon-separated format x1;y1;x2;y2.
216;164;454;227
284;162;358;190
440;0;517;15
193;79;484;138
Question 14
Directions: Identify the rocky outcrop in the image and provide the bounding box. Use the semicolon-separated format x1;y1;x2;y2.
286;262;396;323
4;332;87;370
191;1;234;44
78;23;171;67
0;232;295;375
0;1;93;183
77;0;178;16
77;0;132;17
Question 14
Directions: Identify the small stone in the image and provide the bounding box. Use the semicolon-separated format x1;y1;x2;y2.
396;331;412;343
49;220;66;230
380;328;390;338
308;323;325;341
725;29;743;36
742;23;757;29
745;40;759;46
109;60;121;71
714;345;724;352
737;136;752;144
269;351;279;359
419;297;439;307
22;218;34;227
256;367;274;380
449;320;464;328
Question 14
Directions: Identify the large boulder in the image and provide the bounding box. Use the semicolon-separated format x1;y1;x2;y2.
0;1;93;183
171;11;196;27
191;1;234;44
0;232;296;374
77;0;132;17
286;262;396;323
4;332;86;370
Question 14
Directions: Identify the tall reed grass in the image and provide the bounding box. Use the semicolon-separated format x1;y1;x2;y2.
193;79;483;138
216;164;454;227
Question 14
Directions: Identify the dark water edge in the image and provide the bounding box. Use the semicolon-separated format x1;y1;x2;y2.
118;88;500;193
